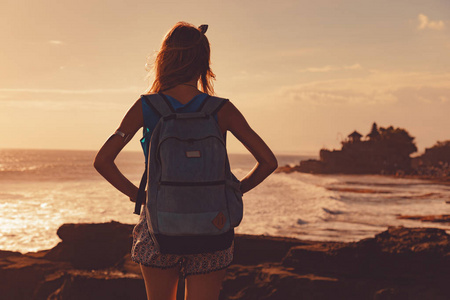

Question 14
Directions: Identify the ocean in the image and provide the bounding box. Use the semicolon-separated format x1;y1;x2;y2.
1;149;449;253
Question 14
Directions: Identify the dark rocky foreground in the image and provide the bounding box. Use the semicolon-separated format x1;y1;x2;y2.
1;222;450;300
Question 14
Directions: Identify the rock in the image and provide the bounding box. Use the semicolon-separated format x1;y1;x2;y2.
275;165;302;174
44;221;134;269
373;288;407;300
221;264;380;300
0;255;71;300
37;270;146;300
282;226;450;279
115;253;142;276
3;222;450;300
33;271;67;300
233;234;308;265
281;241;366;276
298;159;327;174
0;250;22;259
374;226;450;250
56;221;134;242
25;250;50;259
225;226;450;299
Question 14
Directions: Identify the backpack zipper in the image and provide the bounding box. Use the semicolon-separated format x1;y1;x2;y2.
159;180;226;186
158;135;226;149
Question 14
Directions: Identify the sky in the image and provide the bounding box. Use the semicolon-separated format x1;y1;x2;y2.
1;0;449;156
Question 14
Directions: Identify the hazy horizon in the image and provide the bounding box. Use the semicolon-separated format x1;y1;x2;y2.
0;147;319;158
1;0;449;155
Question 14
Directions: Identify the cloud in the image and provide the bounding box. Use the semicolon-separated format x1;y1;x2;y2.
298;64;362;73
344;64;362;70
301;65;335;73
417;14;445;30
279;70;450;106
0;87;142;95
275;48;318;57
281;86;395;106
230;70;272;81
392;86;450;104
48;40;64;45
1;98;126;111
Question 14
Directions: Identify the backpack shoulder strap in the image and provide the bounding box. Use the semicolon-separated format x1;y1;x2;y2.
199;96;229;116
134;93;173;216
141;93;174;117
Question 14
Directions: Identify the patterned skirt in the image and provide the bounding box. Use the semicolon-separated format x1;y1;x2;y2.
131;208;234;277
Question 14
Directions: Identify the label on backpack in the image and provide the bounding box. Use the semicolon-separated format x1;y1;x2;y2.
212;211;226;230
185;150;201;158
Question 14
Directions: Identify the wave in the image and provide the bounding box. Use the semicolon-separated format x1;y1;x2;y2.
384;192;443;200
343;181;414;188
326;187;392;194
0;149;114;181
322;207;345;215
296;218;308;225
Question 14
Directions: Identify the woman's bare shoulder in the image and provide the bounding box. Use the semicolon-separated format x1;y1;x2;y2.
116;97;144;133
217;99;250;133
218;100;244;118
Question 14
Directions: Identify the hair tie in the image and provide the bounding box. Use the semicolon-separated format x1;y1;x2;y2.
198;24;208;34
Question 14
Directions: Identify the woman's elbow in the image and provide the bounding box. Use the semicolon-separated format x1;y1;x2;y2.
268;158;278;173
263;156;278;173
93;154;108;172
93;157;102;172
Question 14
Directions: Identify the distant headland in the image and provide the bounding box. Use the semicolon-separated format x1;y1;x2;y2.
277;122;450;183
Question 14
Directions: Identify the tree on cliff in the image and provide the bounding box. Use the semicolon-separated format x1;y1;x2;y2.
378;126;417;156
374;126;417;173
421;140;450;165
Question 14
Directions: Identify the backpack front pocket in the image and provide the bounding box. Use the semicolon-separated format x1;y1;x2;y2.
156;183;230;235
158;136;226;182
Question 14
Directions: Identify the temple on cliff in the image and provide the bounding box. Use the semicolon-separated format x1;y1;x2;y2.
298;122;417;174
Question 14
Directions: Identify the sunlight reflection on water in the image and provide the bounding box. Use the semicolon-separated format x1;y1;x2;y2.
1;150;449;253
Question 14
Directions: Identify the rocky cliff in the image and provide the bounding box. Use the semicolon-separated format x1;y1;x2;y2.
1;222;450;300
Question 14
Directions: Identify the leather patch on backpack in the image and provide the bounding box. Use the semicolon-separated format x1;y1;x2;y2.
186;150;201;158
212;212;226;230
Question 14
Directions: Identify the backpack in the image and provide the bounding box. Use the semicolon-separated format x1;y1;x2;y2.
134;93;243;253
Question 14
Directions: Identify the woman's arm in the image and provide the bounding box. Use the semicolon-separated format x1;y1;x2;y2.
218;101;278;194
93;99;144;201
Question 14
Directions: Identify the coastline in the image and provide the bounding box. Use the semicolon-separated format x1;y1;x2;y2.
276;165;450;186
387;173;450;186
1;221;450;299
